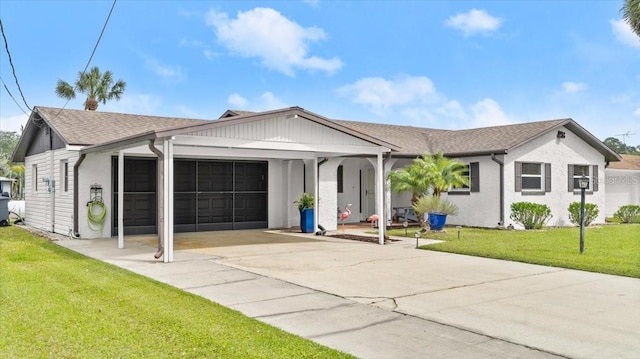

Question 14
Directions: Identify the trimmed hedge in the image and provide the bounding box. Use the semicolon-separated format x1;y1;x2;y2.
510;202;552;230
567;202;599;226
613;205;640;224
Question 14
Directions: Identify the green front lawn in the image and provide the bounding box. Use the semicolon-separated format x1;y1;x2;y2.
387;224;640;278
0;226;353;358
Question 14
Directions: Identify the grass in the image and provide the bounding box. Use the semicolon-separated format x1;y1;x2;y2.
387;224;640;278
0;226;354;358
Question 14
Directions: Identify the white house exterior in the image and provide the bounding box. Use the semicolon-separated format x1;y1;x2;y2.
605;155;640;217
12;106;620;261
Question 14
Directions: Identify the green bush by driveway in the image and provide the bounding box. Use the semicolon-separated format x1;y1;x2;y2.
0;226;353;358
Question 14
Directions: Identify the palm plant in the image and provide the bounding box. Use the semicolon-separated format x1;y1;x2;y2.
55;66;126;110
425;152;470;197
622;0;640;38
387;154;433;205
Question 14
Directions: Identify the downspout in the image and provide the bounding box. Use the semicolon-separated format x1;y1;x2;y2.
148;140;164;259
491;153;505;226
72;154;86;237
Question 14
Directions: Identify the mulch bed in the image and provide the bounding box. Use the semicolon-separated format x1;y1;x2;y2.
328;233;400;244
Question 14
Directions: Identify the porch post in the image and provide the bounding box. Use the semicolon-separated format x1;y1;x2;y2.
384;159;398;230
162;138;174;263
376;150;384;245
118;150;124;249
313;157;319;233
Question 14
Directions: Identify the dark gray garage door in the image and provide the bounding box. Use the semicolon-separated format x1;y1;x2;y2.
112;158;268;235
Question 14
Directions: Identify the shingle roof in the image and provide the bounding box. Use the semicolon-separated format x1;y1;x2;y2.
335;118;569;156
608;154;640;170
36;106;208;146
12;106;620;163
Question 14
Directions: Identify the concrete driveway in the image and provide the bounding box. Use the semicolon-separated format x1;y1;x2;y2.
56;230;639;359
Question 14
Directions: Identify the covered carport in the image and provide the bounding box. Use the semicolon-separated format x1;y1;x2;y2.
79;107;397;262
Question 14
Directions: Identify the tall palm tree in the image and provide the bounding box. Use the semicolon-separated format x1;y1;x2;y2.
622;0;640;38
425;152;470;197
55;66;126;110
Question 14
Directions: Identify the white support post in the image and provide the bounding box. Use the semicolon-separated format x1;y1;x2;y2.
167;138;174;262
384;159;398;229
376;151;384;245
162;140;171;263
313;157;319;233
118;150;124;249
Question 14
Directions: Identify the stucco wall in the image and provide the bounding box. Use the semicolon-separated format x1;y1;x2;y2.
605;168;640;217
443;155;502;228
504;126;606;228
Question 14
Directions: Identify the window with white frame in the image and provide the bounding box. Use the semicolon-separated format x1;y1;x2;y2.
568;164;598;192
33;164;38;192
515;162;551;194
60;160;69;193
449;162;479;194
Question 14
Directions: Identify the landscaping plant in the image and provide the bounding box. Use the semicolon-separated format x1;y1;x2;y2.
613;205;640;223
567;202;599;226
509;202;552;229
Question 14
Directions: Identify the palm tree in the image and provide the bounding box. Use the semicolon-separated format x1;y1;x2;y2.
424;152;470;197
55;66;126;110
622;0;640;38
388;153;434;205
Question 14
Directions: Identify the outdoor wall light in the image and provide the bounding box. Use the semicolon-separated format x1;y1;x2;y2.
557;130;566;138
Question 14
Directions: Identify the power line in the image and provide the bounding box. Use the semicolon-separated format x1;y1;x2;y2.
51;0;118;120
0;75;29;117
0;18;31;112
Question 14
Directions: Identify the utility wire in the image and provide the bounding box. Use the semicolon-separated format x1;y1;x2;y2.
0;18;32;112
0;75;29;117
51;0;118;120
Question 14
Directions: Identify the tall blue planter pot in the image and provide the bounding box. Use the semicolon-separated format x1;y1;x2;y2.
428;213;447;231
300;208;315;233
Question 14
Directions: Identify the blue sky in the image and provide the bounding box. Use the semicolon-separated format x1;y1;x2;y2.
1;0;639;144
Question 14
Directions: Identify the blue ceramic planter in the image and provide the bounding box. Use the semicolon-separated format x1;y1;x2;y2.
428;213;447;231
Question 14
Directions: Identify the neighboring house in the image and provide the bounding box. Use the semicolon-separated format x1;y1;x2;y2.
12;106;619;261
605;154;640;217
0;176;16;197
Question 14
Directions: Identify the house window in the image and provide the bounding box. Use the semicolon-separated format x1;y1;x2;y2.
449;162;479;194
33;165;38;192
337;165;344;193
568;164;598;192
61;160;69;193
515;162;551;194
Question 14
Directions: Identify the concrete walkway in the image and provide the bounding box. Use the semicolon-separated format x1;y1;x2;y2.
55;230;639;359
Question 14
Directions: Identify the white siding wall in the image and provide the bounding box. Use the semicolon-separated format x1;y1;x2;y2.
24;152;52;232
605;169;640;217
77;152;113;238
52;150;79;235
504;126;606;228
288;160;305;227
443;156;502;228
267;159;285;229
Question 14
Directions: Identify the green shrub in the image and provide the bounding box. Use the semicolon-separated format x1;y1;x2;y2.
567;202;599;226
613;205;640;224
509;202;552;229
413;195;459;216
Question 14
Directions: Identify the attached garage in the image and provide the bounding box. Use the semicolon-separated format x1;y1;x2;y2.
112;158;267;235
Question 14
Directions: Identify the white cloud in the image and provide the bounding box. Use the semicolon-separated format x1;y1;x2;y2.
205;7;342;76
445;9;502;37
226;92;287;111
144;55;184;80
610;19;640;48
303;0;320;7
228;93;248;108
562;81;588;93
633;107;640;117
102;93;163;115
336;76;437;115
0;113;29;133
470;98;512;127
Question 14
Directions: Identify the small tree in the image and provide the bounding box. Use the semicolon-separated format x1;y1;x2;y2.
567;202;599;226
510;202;552;229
